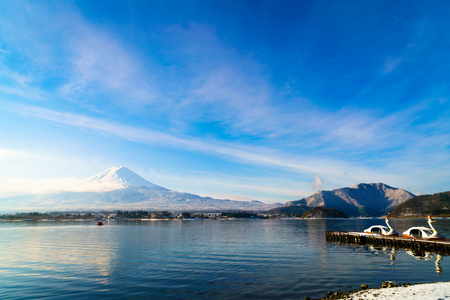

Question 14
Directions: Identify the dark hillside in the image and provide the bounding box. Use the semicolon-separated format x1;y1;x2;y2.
388;191;450;217
267;204;310;217
301;207;348;219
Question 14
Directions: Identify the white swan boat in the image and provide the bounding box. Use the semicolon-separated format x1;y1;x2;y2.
363;216;399;236
403;216;445;240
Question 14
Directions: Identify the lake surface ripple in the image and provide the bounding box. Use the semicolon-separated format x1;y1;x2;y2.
1;218;449;299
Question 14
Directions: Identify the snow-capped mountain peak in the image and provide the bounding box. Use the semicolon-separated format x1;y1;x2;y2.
2;166;281;212
86;166;168;191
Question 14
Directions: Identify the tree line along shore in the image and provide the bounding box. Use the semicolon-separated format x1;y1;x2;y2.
0;210;273;221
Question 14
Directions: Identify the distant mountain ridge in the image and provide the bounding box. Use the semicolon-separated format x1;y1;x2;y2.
1;167;280;212
276;183;414;217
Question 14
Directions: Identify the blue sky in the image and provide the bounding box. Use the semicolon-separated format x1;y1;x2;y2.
0;0;449;203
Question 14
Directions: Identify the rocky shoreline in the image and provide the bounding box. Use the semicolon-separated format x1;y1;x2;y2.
306;280;450;300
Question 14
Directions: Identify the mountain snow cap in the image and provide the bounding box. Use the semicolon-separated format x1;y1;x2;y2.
86;166;168;190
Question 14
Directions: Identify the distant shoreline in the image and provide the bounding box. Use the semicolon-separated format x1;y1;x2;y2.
1;216;449;222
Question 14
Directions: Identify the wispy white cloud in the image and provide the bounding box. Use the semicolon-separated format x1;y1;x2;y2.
155;26;437;151
157;24;278;136
4;103;396;186
158;25;420;152
187;67;273;133
0;176;123;195
383;56;406;74
0;148;31;160
62;24;160;107
0;1;160;111
0;66;45;100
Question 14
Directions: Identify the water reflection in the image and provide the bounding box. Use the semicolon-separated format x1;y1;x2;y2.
357;244;445;274
390;248;396;265
437;255;443;274
405;250;443;274
0;223;118;285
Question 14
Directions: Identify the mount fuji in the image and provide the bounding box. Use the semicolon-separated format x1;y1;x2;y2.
85;166;169;191
2;166;280;212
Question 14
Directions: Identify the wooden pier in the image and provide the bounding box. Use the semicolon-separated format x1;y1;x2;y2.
326;231;450;254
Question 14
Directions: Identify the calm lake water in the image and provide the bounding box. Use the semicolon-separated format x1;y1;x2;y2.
1;218;450;299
